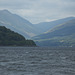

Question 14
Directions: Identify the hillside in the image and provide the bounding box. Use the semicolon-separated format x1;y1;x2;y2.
33;19;75;47
0;26;36;46
0;10;40;38
34;17;75;33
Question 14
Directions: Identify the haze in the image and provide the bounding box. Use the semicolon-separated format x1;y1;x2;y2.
0;0;75;24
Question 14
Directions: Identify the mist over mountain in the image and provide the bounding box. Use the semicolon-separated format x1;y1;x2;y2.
33;19;75;47
0;9;75;47
34;17;75;34
0;10;40;38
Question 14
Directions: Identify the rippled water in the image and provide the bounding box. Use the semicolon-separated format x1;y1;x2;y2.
0;47;75;75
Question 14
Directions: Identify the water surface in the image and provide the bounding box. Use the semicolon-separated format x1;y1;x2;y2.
0;47;75;75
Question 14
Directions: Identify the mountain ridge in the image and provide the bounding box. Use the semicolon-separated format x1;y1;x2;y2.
0;9;40;38
33;19;75;47
34;17;75;34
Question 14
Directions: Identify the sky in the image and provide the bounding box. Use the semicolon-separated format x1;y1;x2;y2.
0;0;75;24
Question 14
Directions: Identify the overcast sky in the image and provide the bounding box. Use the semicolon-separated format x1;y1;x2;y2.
0;0;75;24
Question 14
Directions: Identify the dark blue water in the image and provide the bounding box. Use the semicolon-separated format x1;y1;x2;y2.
0;47;75;75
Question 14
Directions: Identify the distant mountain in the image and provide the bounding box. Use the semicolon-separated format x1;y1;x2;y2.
33;19;75;47
0;26;36;46
34;17;75;33
0;10;40;38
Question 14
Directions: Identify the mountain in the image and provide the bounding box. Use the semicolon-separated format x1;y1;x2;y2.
34;17;75;33
0;26;36;46
0;10;74;39
33;19;75;47
0;10;39;38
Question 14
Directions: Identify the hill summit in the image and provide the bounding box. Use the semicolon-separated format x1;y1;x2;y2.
0;9;39;38
0;26;36;46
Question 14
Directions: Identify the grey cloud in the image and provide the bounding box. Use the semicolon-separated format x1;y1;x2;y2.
0;0;75;23
62;0;75;2
0;0;34;9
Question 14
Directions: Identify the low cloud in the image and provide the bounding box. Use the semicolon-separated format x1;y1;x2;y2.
0;0;75;23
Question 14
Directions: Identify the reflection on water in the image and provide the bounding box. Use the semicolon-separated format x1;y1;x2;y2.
0;47;75;75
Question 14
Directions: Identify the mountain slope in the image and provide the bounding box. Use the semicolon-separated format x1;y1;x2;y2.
0;10;39;38
34;17;75;33
33;19;75;47
0;26;36;46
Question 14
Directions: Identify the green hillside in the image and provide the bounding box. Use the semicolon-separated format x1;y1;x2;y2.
0;10;40;38
0;26;36;46
33;19;75;47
